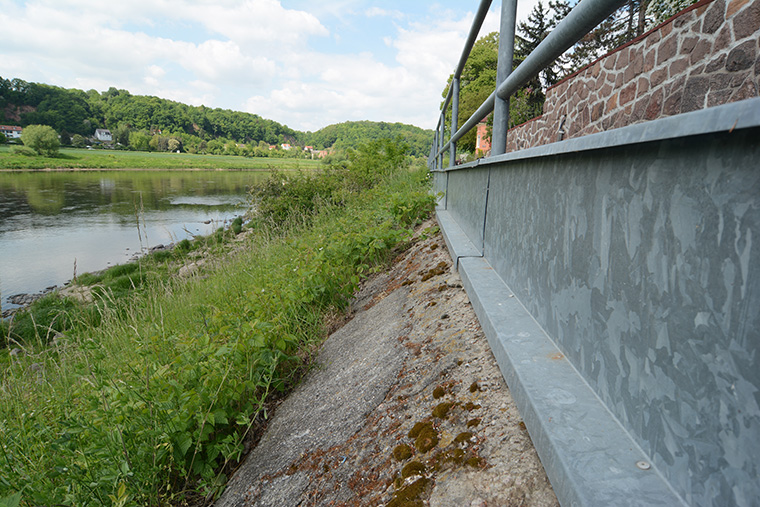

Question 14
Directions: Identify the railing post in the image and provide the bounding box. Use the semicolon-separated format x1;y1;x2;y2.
438;114;446;169
449;78;460;168
491;0;518;156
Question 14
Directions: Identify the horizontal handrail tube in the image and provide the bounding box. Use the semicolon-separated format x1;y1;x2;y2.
435;0;628;162
496;0;626;100
455;0;494;79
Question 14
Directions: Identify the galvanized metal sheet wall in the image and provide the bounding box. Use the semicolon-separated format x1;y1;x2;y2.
437;113;760;505
446;167;490;254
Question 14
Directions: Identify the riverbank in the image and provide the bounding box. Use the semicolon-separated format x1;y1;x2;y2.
0;157;435;504
218;218;558;506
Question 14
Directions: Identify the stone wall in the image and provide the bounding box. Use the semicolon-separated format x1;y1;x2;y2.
505;0;760;152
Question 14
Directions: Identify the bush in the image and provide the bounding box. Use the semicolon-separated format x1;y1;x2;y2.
20;124;60;156
71;134;86;148
10;146;37;157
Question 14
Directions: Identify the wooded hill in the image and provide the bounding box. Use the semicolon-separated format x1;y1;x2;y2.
0;76;433;157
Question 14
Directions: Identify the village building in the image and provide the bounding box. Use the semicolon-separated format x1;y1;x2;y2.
476;121;491;155
94;129;113;142
0;125;23;139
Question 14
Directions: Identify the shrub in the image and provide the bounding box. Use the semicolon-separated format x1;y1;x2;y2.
20;124;60;157
11;146;37;157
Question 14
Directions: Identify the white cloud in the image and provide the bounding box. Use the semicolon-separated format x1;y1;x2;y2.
182;0;329;48
0;0;543;132
365;7;404;19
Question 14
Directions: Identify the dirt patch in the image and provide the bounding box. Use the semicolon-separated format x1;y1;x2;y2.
217;219;558;506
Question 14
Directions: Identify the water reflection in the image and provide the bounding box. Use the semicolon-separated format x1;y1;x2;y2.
0;170;267;311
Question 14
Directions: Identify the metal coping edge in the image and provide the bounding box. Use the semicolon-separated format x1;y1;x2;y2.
432;98;760;173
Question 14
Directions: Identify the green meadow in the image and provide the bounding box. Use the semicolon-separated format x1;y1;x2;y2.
0;146;321;171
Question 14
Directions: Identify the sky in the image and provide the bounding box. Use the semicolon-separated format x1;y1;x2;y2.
0;0;541;132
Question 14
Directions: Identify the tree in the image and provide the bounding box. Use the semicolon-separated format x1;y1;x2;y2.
647;0;698;24
71;134;86;148
516;0;567;88
21;124;60;156
129;130;151;151
442;32;500;153
113;123;131;146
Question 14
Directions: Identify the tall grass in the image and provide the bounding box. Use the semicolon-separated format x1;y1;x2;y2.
0;144;435;505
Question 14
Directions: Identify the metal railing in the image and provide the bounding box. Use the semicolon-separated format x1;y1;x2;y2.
429;0;628;169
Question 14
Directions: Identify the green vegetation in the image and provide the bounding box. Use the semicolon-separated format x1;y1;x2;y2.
0;77;433;158
19;125;60;157
0;146;320;171
0;140;435;505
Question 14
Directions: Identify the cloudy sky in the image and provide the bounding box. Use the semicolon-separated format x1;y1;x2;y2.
0;0;541;132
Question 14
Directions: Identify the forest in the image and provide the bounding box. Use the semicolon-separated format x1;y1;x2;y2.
0;78;433;157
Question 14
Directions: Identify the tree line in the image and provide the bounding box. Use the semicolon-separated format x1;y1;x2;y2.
0;78;433;157
445;0;698;154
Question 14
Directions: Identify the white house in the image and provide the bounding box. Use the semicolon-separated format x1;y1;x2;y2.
94;129;113;142
0;125;22;139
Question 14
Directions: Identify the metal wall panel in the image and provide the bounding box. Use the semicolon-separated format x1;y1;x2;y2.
480;128;760;505
446;167;490;253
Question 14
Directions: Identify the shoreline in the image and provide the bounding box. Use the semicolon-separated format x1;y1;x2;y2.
0;167;279;173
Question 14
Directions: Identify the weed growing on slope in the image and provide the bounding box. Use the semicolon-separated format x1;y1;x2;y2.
0;143;435;505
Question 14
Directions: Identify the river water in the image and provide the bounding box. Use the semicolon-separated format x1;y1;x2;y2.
0;170;269;313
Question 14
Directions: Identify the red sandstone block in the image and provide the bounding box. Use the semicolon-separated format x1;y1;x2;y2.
651;67;668;88
657;36;679;65
732;0;760;39
647;30;661;49
673;11;695;28
714;26;733;52
730;78;758;101
645;49;657;72
708;89;733;107
727;0;751;18
591;61;602;78
670;57;691;77
690;39;713;66
604;54;617;70
726;40;756;72
680;36;699;54
638;76;650;94
617;48;630;70
608;92;618;110
663;91;683;115
591;101;605;121
645;89;664;120
702;0;726;34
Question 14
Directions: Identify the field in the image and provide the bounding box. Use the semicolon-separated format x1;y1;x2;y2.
0;146;322;171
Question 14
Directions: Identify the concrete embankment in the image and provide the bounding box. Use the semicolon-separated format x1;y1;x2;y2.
217;219;557;506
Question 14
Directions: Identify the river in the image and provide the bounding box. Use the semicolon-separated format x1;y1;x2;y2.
0;170;269;314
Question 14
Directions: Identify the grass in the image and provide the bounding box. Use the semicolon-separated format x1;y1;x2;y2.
0;144;435;506
0;146;322;171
